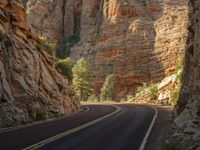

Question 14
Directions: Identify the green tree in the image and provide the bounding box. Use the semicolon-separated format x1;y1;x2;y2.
56;57;72;80
72;58;93;101
100;74;115;101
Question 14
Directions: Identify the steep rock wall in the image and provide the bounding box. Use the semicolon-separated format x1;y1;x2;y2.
27;0;188;99
71;0;188;99
174;0;200;148
26;0;82;45
0;0;80;127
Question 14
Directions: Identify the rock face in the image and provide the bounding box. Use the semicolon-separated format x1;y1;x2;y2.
26;0;82;57
0;0;80;127
27;0;188;99
72;0;188;99
174;0;200;148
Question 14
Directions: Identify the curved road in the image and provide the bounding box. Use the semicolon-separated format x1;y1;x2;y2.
0;104;155;150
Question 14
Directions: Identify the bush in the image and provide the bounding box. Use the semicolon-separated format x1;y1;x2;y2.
88;94;99;102
100;74;115;101
56;57;72;79
36;108;47;121
149;83;158;97
169;55;183;105
135;83;158;100
127;95;134;102
162;141;182;150
38;36;55;56
162;140;191;150
137;83;147;94
170;87;180;105
176;55;184;72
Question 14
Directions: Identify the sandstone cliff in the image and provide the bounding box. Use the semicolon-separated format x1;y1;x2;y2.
174;0;200;148
72;0;188;99
0;0;80;127
27;0;188;99
26;0;82;57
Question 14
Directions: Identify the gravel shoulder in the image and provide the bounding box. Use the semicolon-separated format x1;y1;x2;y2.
145;106;173;150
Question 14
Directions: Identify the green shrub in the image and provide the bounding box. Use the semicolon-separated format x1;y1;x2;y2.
170;86;180;105
162;141;182;150
149;83;158;97
162;140;192;150
56;57;72;79
127;95;134;102
39;36;55;56
100;74;115;101
135;83;158;99
176;55;184;71
137;83;147;94
36;108;47;121
88;94;99;102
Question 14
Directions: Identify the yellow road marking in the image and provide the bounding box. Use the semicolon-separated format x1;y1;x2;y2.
23;105;121;150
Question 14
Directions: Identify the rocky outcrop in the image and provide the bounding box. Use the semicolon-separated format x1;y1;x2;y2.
174;0;200;149
26;0;82;57
71;0;188;99
0;0;80;127
27;0;188;99
132;70;181;105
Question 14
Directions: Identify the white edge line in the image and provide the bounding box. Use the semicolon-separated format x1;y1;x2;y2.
139;105;158;150
23;105;121;150
0;106;90;134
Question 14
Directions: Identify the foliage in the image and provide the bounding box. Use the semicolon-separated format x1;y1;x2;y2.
170;85;180;105
56;57;72;79
162;140;192;150
162;141;182;150
136;83;147;94
175;55;184;81
136;83;158;98
169;55;183;105
36;108;47;121
72;58;93;101
176;55;184;71
38;36;55;56
149;83;158;97
88;94;99;102
58;34;80;58
100;74;115;101
127;95;134;102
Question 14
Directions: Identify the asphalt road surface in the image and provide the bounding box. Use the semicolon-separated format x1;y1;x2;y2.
0;104;155;150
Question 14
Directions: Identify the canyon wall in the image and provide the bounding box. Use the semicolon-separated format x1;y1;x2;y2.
174;0;200;148
27;0;188;99
0;0;80;127
72;0;188;99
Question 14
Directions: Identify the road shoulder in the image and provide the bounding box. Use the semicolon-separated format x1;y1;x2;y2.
145;106;173;150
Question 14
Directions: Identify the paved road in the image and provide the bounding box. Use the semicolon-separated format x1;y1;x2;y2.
0;104;155;150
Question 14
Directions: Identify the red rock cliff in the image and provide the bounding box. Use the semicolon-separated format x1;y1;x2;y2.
0;0;80;127
27;0;188;99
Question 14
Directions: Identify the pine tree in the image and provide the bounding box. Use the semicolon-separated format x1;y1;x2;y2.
100;74;115;101
72;58;93;101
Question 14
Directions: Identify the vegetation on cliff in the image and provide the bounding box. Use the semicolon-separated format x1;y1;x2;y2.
38;36;55;56
100;74;116;101
56;57;73;80
72;58;93;101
